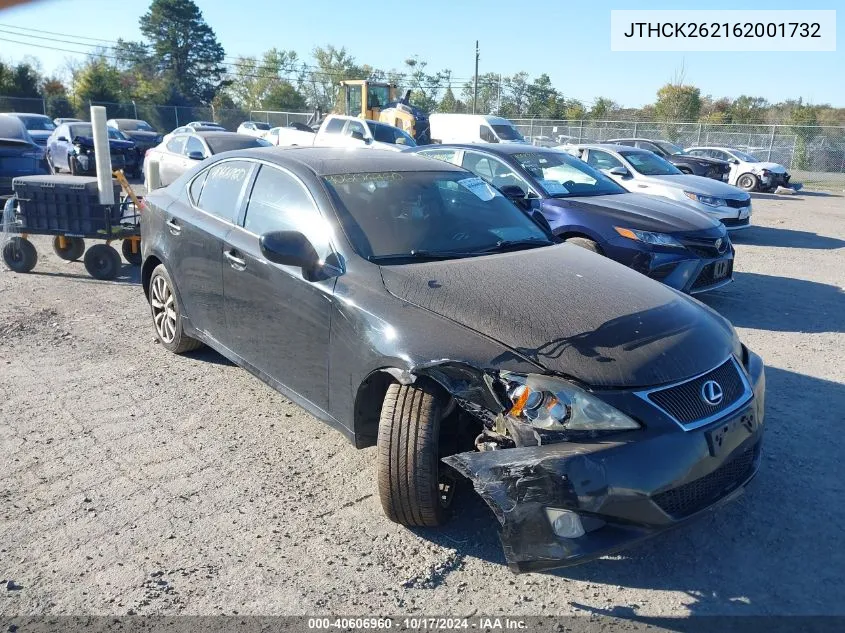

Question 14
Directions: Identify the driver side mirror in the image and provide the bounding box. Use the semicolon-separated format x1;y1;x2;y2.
260;230;320;272
350;130;366;142
187;151;205;160
607;166;630;177
57;136;68;142
730;159;740;165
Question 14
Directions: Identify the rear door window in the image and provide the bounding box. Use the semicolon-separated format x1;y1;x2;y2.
196;160;254;222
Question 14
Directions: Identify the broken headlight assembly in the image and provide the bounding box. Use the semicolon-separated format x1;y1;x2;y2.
504;374;640;432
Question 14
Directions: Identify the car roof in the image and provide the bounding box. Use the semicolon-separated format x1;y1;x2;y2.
214;147;468;176
193;131;254;140
573;143;646;153
1;112;50;119
111;118;146;124
607;137;670;143
419;142;552;156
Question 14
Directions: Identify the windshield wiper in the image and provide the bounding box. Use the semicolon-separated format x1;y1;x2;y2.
368;250;474;263
475;238;554;253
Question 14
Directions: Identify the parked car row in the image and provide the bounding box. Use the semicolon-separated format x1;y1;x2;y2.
139;145;766;573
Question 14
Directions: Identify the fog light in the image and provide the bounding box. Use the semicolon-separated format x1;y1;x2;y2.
545;508;585;538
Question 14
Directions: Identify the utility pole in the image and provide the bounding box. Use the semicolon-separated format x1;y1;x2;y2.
496;73;502;115
473;41;479;115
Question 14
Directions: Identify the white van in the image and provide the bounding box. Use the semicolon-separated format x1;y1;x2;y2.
428;114;526;145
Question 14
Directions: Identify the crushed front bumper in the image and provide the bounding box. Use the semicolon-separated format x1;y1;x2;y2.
443;351;765;573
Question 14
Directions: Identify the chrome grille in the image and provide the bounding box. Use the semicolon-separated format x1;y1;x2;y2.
645;358;750;428
653;446;757;518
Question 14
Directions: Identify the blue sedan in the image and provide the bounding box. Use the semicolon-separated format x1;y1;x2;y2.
409;143;734;294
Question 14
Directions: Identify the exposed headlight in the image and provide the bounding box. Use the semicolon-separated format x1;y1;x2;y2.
613;226;684;248
684;191;725;207
505;374;641;432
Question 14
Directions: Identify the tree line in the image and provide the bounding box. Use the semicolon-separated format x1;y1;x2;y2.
1;0;842;130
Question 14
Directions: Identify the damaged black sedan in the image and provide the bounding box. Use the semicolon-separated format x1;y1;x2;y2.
140;148;765;572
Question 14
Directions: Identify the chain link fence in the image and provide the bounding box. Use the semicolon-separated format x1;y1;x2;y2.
3;95;843;189
512;118;845;190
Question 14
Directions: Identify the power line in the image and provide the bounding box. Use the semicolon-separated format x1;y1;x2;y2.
0;23;477;84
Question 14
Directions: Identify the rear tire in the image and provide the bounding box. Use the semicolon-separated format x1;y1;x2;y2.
2;237;37;273
52;236;85;261
377;382;451;527
565;236;602;254
148;264;203;354
737;173;759;192
83;244;121;280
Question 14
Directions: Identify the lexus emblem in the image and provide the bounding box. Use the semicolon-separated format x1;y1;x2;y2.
701;380;724;406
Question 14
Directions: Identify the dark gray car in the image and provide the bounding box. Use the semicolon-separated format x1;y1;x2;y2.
140;148;765;572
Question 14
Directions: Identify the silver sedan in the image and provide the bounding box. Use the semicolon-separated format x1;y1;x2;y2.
564;144;753;231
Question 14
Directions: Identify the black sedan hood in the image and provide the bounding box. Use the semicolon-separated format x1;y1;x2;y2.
71;136;136;151
543;193;721;234
123;130;160;143
380;245;734;388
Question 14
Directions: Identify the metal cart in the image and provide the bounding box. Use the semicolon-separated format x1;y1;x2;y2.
2;171;143;280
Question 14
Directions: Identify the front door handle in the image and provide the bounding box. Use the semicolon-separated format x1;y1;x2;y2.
165;218;181;235
224;249;247;270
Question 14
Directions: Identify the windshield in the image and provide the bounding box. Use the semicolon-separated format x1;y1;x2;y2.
620;150;682;176
205;135;270;153
119;120;154;132
732;150;760;162
324;170;552;261
654;140;685;155
513;151;627;197
253;122;271;130
492;124;524;141
20;115;55;131
69;124;92;138
107;128;127;140
368;122;417;146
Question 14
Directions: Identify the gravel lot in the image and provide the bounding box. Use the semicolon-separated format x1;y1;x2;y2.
1;191;843;619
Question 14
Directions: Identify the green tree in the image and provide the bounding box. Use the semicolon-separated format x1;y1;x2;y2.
730;95;768;124
526;73;557;117
226;49;304;111
302;45;368;111
401;57;449;113
789;102;819;169
263;82;307;111
460;73;499;115
0;61;41;98
654;83;701;121
71;57;124;109
438;86;458;113
502;72;529;117
140;0;227;104
589;97;618;120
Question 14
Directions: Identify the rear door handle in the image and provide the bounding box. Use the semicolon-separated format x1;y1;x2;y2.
224;249;247;270
165;218;181;235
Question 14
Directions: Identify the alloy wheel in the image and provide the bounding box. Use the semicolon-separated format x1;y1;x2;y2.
151;275;177;343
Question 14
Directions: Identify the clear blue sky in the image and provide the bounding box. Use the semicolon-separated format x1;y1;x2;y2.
0;0;842;107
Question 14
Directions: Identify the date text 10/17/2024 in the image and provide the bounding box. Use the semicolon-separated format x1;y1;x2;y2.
307;617;528;630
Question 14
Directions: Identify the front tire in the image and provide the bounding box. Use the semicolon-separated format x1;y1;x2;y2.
69;156;79;176
377;383;451;527
737;173;759;192
148;264;203;354
2;237;37;273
